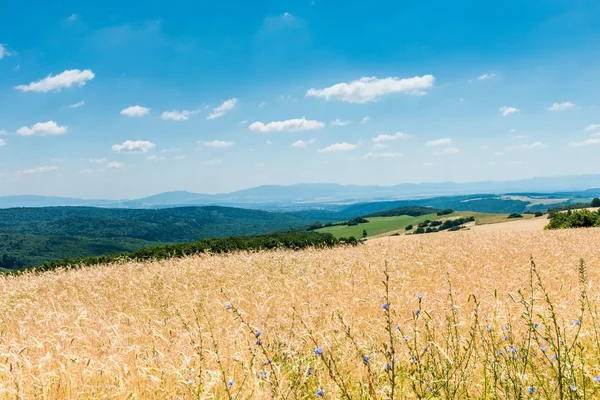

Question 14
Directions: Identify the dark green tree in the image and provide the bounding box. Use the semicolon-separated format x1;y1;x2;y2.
362;229;368;238
592;198;600;207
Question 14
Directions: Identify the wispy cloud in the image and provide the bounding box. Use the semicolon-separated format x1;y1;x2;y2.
17;166;58;175
306;75;435;103
67;14;78;22
203;158;223;166
361;116;370;124
361;152;402;159
506;141;548;150
207;98;238;120
161;109;200;121
67;100;85;108
17;121;68;136
318;142;357;152
0;139;5;147
570;138;600;147
199;140;234;148
372;132;410;142
548;102;575;111
249;117;325;132
499;106;519;116
112;140;156;153
584;124;600;131
434;147;460;155
292;139;315;148
89;158;107;164
330;119;350;127
121;105;151;117
0;44;12;59
426;137;452;147
477;73;496;80
15;69;95;92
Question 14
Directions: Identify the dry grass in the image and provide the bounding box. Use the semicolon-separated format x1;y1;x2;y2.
2;228;600;398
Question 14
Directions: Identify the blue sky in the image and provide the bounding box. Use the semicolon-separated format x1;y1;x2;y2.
1;0;600;199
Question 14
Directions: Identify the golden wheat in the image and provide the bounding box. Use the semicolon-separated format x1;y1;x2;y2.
1;228;600;398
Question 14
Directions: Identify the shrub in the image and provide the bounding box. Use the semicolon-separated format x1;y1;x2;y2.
508;213;523;219
405;224;413;231
534;212;544;217
436;209;454;216
592;198;600;207
413;227;426;235
429;220;442;227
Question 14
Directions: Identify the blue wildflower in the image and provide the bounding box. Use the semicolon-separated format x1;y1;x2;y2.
574;320;580;326
534;323;539;328
395;325;400;331
226;304;232;310
382;303;389;310
570;385;577;391
594;376;600;383
385;363;393;371
411;356;418;363
498;350;503;355
228;379;234;387
256;330;261;337
487;326;492;332
540;346;547;351
503;336;508;341
308;368;314;375
417;294;424;299
363;356;370;364
452;306;457;311
552;354;557;360
415;310;420;316
528;387;535;394
403;336;410;341
508;347;516;353
316;389;324;397
255;340;261;346
314;347;323;356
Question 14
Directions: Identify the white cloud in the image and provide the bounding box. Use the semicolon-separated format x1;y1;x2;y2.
0;44;11;59
265;140;272;145
249;117;325;132
106;161;125;169
361;116;370;124
112;140;156;153
17;166;58;175
548;102;575;111
67;101;85;108
254;162;266;167
499;106;518;116
506;141;548;150
121;105;151;117
292;139;315;148
79;169;93;175
373;143;387;150
494;152;504;156
207;98;238;120
15;69;95;92
361;152;402;159
89;158;107;164
426;137;452;147
477;73;496;80
330;119;350;127
306;75;435;103
0;139;5;147
0;130;7;135
372;131;410;142
592;132;600;138
318;142;357;152
17;121;68;136
67;14;78;22
161;148;181;153
570;138;600;147
435;147;460;155
584;124;600;131
258;102;267;108
147;155;167;161
174;155;188;160
161;109;200;121
282;12;294;19
200;140;234;148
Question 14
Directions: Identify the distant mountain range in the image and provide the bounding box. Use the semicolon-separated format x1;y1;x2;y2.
2;174;600;210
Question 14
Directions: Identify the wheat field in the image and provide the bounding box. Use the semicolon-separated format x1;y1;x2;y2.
2;228;600;398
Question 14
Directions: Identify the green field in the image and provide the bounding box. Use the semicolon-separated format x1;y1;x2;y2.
316;213;440;238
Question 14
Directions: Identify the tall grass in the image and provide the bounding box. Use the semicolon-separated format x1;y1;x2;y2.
0;229;600;398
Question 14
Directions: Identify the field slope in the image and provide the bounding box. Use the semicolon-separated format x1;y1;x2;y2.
1;227;600;398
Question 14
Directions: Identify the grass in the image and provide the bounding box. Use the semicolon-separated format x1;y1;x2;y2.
2;229;600;398
316;213;443;238
459;211;537;225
